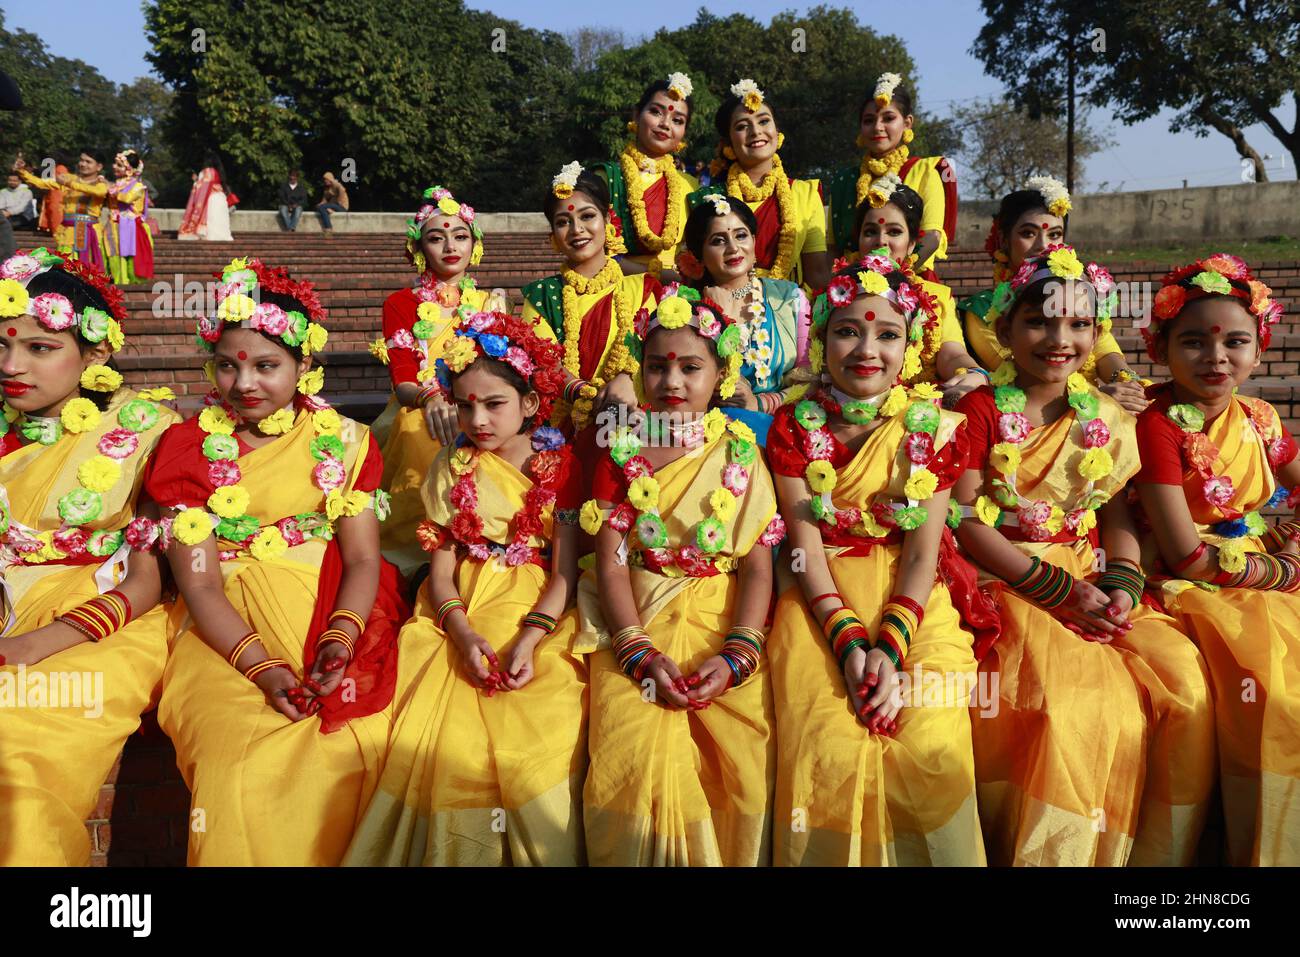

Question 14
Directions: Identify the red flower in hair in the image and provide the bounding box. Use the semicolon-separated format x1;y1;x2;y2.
41;250;128;324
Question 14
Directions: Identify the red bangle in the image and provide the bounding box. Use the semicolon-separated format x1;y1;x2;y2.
1171;542;1207;574
889;594;925;625
809;592;843;607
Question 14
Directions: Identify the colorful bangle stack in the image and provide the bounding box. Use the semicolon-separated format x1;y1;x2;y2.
243;658;293;683
520;611;558;635
414;382;441;407
1096;557;1145;608
823;607;870;668
563;378;592;404
719;625;766;687
435;598;466;630
1223;551;1300;592
317;629;356;658
56;589;133;643
611;625;660;681
1261;521;1300;553
1009;556;1074;609
875;596;924;670
329;609;366;634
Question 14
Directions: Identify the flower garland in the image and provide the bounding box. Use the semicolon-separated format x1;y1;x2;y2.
420;427;567;567
1164;399;1290;573
0;394;169;566
579;409;784;576
971;368;1114;541
619;143;687;269
559;257;640;429
1146;253;1283;361
405;185;483;273
712;276;777;388
794;386;942;534
726;154;797;281
856;144;910;205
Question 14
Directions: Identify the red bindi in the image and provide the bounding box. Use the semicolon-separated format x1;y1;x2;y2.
443;222;451;228
237;350;247;360
667;104;674;112
865;311;875;321
877;217;885;224
666;352;677;360
5;327;14;337
467;393;476;402
1041;222;1049;229
567;204;574;211
1210;325;1221;334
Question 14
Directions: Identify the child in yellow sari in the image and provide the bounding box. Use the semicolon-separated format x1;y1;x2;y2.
953;246;1214;866
957;178;1147;413
766;256;990;866
370;186;515;579
0;248;177;865
345;311;588;866
1133;254;1300;865
576;290;785;865
145;257;408;865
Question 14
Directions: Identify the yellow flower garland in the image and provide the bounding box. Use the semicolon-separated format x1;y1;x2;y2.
726;155;797;281
620;143;687;269
560;257;640;429
856;144;910;206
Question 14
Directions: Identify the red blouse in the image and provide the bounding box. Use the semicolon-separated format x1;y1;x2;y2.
380;288;426;388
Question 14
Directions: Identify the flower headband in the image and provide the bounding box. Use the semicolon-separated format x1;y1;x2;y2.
551;161;583;199
810;252;937;380
1145;254;1284;359
730;78;764;112
866;171;903;208
642;286;744;399
1025;175;1072;218
873;72;904;109
666;72;693;100
196;258;329;362
0;247;127;354
985;244;1116;330
433;311;566;421
704;195;732;217
406;185;484;270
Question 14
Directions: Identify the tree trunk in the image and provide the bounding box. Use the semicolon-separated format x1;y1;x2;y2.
1066;42;1076;193
1195;104;1268;183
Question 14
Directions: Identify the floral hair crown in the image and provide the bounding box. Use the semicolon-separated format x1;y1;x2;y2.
0;248;127;353
406;185;484;269
810;252;937;379
730;78;764;112
866;171;903;208
985;244;1116;330
666;72;694;100
873;72;904;109
434;311;566;422
704;194;732;217
551;161;583;199
1025;175;1072;218
1145;254;1283;359
643;285;745;399
196;257;329;358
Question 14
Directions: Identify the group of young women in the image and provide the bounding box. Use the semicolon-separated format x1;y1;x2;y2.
1;71;1296;868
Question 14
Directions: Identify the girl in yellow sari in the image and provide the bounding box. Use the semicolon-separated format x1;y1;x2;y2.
0;248;177;865
345;310;588;866
145;257;408;865
767;256;989;866
576;290;785;865
957;179;1147;414
952;246;1214;866
370;186;514;579
1133;254;1300;865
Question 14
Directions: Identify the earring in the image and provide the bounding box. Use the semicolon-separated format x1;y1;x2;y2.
673;141;686;154
776;132;785;149
412;251;427;274
902;129;914;144
549;234;564;253
855;131;869;149
626;120;637;135
723;145;736;161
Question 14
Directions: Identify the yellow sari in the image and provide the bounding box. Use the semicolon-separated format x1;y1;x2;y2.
1146;394;1300;865
153;410;393;866
967;388;1214;865
345;448;588;866
0;389;178;865
768;407;985;866
576;433;778;865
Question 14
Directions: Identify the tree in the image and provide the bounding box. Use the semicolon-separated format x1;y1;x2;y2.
566;27;624;73
947;98;1110;198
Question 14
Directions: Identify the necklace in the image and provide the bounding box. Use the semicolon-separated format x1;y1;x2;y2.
727;154;798;280
619;143;686;268
560;257;639;429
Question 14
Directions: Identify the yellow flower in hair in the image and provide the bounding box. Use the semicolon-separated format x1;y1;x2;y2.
990;362;1017;386
138;387;175;402
442;335;478;372
701;408;727;443
900;346;922;382
199;406;236;435
806;460;836;494
227;257;250;273
809;339;825;373
258;408;296;435
436;197;460;216
303;323;328;356
217;294;257;323
105;318;124;352
173;508;213;546
656;297;692;329
726;419;756;444
989;442;1022;476
0;279;29;317
880;386;910;418
904;468;939;501
975;495;1002;527
1066;372;1089;395
858;271;889;295
60;398;101;434
628;476;661;511
249;526;289;561
80;365;123;392
203;359;217;385
296;368;325;396
77;455;122;493
579;500;604;536
1078;447;1113;482
207;484;251;519
1046;248;1083;280
710;487;737;522
312;408;342;434
1217;539;1247;574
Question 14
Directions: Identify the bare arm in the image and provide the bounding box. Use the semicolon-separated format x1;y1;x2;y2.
799;250;831;294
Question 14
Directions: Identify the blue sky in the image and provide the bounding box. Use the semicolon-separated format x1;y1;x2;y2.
5;1;1294;193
